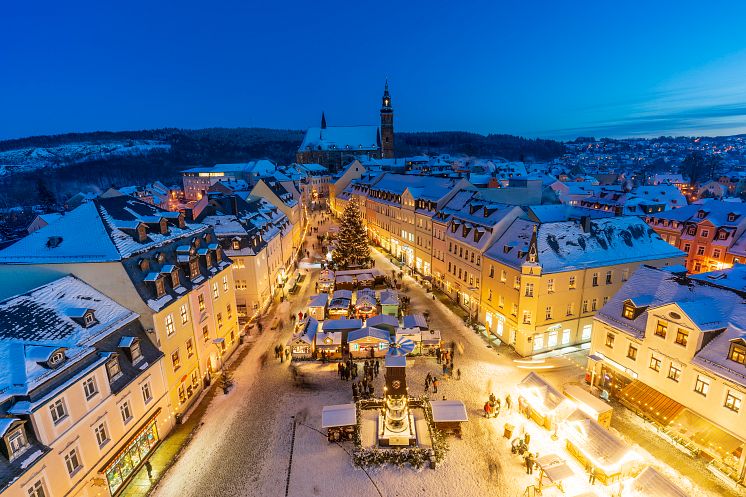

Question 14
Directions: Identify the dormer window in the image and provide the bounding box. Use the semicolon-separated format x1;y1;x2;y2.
159;218;168;235
171;271;180;288
6;425;29;460
106;358;122;381
189;258;200;279
137;224;147;243
728;213;737;222
205;252;213;267
139;258;150;272
729;343;746;365
622;303;635;320
687;226;696;236
697;210;706;219
84;313;95;327
718;231;728;240
130;340;142;363
232;240;240;250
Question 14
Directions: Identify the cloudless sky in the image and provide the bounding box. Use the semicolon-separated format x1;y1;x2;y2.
2;0;746;140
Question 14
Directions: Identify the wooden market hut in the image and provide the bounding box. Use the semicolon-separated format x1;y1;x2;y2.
366;314;399;335
430;400;468;438
354;288;377;319
517;372;573;431
347;327;390;358
321;404;356;442
321;318;363;343
626;467;687;497
307;293;328;321
334;275;355;290
318;269;335;292
562;410;637;485
328;289;352;319
355;272;375;288
287;317;319;359
379;289;400;317
420;328;442;355
315;330;343;360
563;385;613;429
403;313;428;330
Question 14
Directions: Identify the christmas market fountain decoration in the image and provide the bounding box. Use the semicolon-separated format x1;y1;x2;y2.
379;337;417;446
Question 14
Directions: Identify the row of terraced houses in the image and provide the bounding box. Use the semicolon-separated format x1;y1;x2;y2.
0;186;306;497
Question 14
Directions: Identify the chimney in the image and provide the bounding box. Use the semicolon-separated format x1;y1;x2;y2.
580;216;592;233
231;195;239;216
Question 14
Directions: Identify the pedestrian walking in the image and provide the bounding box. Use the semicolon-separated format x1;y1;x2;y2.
505;394;512;412
374;359;379;375
436;348;442;364
456;368;461;380
525;453;535;475
338;362;343;378
424;377;430;392
285;348;290;361
432;377;439;394
145;460;153;479
442;363;447;375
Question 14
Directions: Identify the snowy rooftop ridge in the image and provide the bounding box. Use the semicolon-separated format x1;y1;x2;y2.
299;125;379;152
0;275;138;396
485;216;685;272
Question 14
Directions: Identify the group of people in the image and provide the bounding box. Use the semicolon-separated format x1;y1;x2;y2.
338;358;379;383
436;345;459;379
424;372;440;394
274;344;290;363
484;392;512;418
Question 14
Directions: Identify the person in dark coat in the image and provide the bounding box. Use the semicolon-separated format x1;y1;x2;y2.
525;453;535;475
432;377;439;394
374;360;379;375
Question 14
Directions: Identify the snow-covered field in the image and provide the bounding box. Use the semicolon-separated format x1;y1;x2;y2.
0;140;170;174
151;219;741;497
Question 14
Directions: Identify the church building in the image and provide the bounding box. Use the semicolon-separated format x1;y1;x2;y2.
296;82;395;171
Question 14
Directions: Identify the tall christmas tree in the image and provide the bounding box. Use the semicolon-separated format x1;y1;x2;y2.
333;200;370;269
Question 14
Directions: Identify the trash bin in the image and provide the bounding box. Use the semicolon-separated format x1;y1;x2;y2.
503;423;515;439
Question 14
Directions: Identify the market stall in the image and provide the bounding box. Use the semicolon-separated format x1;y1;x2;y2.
624;467;687;497
287;318;319;360
334;275;355;290
517;372;573;431
354;288;378;319
563;385;613;429
561;410;639;485
356;272;375;288
395;328;422;355
321;404;356;442
328;289;352;319
535;454;577;494
318;269;335;292
421;328;442;355
307;293;328;321
403;313;428;330
430;400;468;438
366;314;399;335
315;330;342;360
379;289;400;317
321;318;362;343
347;327;390;358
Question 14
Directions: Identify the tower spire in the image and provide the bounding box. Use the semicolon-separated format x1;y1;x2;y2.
380;80;394;159
320;111;327;129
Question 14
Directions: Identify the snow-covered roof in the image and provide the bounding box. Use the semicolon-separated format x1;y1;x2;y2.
379;289;400;306
627;467;687;497
348;327;390;342
403;314;428;330
485;217;684;273
0;195;206;264
367;314;399;330
321;404;356;428
300;126;379;152
308;294;329;308
321;319;362;331
430;400;468;422
0;275;138;398
368;173;463;202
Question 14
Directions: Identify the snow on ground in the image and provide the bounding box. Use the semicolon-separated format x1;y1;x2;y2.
151;213;740;497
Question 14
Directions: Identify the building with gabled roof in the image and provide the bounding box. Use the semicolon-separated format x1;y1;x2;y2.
197;193;292;322
589;265;746;484
0;192;239;418
0;275;172;497
480;216;685;356
645;199;746;273
296;83;394;171
249;178;304;263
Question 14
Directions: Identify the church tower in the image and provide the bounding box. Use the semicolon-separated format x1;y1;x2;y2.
380;80;395;159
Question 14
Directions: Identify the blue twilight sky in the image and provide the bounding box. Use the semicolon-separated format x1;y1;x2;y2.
2;0;746;140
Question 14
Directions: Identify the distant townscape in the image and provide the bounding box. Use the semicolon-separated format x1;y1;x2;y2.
1;83;746;497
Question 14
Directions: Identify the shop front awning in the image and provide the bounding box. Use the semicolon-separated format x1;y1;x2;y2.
669;408;745;456
618;380;684;426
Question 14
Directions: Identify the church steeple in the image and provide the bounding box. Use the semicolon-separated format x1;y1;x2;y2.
320;111;327;129
380;80;394;159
